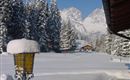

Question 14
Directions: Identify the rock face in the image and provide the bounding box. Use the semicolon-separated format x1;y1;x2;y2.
7;38;40;54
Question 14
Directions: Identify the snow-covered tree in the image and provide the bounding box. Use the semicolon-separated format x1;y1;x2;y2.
24;0;49;52
0;0;12;52
60;19;77;51
47;0;61;52
36;0;49;52
24;0;41;40
23;2;32;39
8;0;25;39
104;30;130;57
112;30;130;57
104;32;113;54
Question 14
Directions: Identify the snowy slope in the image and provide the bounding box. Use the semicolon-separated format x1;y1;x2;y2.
0;74;13;80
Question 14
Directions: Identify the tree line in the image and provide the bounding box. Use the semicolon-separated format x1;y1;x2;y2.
0;0;76;53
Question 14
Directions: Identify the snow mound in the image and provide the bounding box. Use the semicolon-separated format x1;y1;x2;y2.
1;52;9;55
84;73;117;80
7;39;40;54
0;74;13;80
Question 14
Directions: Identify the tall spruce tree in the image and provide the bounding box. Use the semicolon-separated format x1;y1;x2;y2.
111;30;130;57
25;0;49;52
60;20;72;50
0;0;12;52
24;1;39;40
105;32;113;54
8;0;25;39
24;2;32;39
48;0;61;52
36;0;49;52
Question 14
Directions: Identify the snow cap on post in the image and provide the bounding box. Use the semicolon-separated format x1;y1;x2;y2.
7;38;40;54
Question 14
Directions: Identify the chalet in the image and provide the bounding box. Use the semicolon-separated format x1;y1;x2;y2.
80;44;93;52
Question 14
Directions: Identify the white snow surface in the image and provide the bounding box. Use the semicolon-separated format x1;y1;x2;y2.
1;52;9;55
0;74;13;80
111;56;130;63
0;53;130;80
7;39;40;54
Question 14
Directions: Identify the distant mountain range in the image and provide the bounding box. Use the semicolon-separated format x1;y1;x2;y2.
83;8;107;33
60;7;107;40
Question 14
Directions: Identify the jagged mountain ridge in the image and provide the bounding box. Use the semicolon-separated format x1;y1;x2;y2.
60;7;87;37
83;8;107;33
60;7;107;40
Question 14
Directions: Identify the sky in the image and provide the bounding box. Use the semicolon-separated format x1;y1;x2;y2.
23;0;103;18
48;0;103;18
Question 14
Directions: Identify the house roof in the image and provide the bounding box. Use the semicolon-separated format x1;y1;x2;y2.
102;0;130;39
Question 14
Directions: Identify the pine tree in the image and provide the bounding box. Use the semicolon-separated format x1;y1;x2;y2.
0;0;12;52
36;0;49;52
105;32;113;54
8;0;25;39
48;0;61;52
60;20;71;50
24;0;49;52
120;30;130;57
105;30;130;57
67;20;77;50
24;0;40;40
23;2;32;39
112;30;130;57
60;18;77;51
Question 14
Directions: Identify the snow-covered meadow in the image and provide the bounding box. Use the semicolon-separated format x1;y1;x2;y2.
0;52;130;80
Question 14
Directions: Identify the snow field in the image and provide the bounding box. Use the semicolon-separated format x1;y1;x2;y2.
0;53;130;80
0;74;13;80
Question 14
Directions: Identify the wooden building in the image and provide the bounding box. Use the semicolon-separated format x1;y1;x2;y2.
80;44;93;52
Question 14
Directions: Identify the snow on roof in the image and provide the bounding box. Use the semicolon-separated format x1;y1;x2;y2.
7;39;40;54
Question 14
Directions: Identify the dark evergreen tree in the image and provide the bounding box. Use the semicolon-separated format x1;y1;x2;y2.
0;0;12;52
8;0;25;39
24;0;49;52
48;0;61;52
36;0;49;52
24;2;38;40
